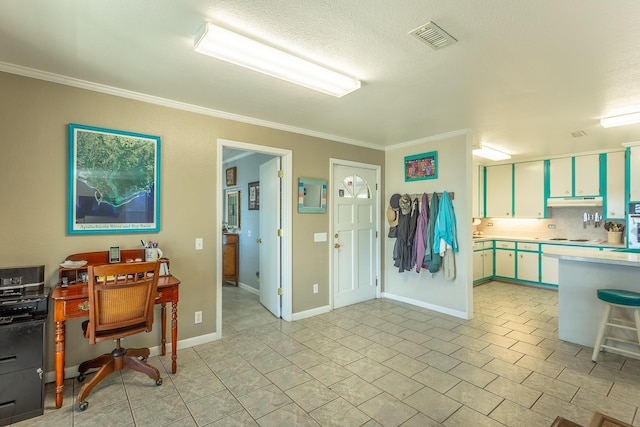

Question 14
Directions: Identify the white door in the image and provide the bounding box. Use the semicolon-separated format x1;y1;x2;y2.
332;164;378;308
259;157;281;317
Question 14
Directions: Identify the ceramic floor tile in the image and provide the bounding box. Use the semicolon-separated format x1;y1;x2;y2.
26;281;640;427
328;375;383;406
309;397;370;427
285;379;339;412
358;392;418;426
372;370;424;400
403;386;462;423
237;384;293;419
444;381;503;415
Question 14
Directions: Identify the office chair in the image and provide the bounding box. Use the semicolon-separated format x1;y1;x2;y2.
76;261;162;411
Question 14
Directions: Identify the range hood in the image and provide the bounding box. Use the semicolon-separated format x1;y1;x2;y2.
546;196;603;207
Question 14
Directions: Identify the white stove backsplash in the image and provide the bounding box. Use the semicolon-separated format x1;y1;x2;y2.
475;206;622;241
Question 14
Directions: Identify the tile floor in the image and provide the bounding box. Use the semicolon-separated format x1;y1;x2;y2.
13;280;640;427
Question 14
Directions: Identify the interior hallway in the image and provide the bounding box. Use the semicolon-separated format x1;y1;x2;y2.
13;281;640;426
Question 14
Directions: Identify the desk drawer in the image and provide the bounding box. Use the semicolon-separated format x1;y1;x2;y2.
63;299;89;318
156;286;178;304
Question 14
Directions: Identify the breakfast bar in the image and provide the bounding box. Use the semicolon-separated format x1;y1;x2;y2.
544;248;640;352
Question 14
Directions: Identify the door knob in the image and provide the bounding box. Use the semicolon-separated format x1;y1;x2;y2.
334;243;341;249
256;238;262;244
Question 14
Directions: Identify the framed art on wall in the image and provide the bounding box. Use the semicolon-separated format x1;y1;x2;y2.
404;151;437;181
68;123;161;234
226;167;237;186
248;181;260;210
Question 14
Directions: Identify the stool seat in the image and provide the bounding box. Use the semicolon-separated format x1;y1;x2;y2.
592;288;640;362
597;289;640;306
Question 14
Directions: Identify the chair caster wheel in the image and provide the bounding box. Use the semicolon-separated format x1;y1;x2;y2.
156;378;163;386
78;374;86;382
78;401;89;411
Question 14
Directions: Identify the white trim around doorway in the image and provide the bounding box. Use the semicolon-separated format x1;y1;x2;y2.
216;139;293;341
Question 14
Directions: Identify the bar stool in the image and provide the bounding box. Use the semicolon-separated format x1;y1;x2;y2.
592;289;640;362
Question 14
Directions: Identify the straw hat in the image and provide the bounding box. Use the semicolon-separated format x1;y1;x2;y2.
386;206;398;227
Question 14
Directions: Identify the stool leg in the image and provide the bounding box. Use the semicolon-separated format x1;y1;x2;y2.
592;304;612;362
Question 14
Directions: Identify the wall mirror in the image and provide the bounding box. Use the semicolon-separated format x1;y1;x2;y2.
298;178;327;213
226;190;241;229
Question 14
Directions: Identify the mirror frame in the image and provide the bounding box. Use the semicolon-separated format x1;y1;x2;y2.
225;189;241;229
298;177;327;213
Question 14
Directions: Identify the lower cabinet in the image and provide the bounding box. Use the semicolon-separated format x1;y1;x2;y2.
0;319;45;426
541;245;559;285
516;242;540;282
222;233;239;286
473;241;494;282
494;241;516;279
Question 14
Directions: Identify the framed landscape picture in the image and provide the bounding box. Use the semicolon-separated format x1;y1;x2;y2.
248;181;260;210
68;123;161;234
404;151;437;181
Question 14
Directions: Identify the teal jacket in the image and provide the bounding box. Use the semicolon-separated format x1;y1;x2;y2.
433;191;458;254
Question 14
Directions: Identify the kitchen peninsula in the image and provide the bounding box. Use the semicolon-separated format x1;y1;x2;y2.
544;247;640;352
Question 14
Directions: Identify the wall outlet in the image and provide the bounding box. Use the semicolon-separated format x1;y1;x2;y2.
487;222;493;227
194;311;202;324
195;238;203;250
313;283;318;294
548;224;556;229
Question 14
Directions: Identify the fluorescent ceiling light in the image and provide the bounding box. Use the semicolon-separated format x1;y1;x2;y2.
194;22;361;97
600;112;640;128
472;144;511;161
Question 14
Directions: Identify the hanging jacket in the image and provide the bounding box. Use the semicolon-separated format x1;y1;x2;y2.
406;197;419;271
424;192;441;273
394;205;411;272
434;191;458;255
414;193;429;273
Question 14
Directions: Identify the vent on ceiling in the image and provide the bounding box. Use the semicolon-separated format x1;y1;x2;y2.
571;130;587;138
410;21;457;50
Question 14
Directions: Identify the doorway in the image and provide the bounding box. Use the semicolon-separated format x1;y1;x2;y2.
330;159;381;309
217;139;293;339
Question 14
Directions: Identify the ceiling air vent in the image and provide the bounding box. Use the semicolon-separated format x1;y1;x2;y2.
571;130;587;138
410;21;457;50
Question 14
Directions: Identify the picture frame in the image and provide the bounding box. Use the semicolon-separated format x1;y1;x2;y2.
226;166;237;186
68;123;161;234
109;246;121;263
298;177;327;213
404;151;438;182
248;181;260;210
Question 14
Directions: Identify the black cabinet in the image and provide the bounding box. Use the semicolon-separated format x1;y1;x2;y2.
0;319;45;426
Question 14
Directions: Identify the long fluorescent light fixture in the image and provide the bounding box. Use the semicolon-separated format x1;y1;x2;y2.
600;112;640;128
194;23;361;97
472;144;511;161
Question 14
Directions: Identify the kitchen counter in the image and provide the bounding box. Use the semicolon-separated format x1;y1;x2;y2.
543;246;640;354
472;235;625;250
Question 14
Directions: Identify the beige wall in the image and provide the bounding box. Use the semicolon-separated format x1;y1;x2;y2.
0;72;384;371
383;133;474;318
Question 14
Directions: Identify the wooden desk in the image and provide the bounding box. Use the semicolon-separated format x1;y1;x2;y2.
51;250;180;409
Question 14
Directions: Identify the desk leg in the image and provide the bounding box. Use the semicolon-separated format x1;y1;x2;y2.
54;320;65;409
160;303;167;355
171;301;177;373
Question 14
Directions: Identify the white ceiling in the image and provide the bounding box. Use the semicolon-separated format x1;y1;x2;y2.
3;0;640;163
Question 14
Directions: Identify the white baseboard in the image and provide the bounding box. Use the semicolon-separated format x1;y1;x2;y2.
291;304;331;321
45;332;219;384
381;292;470;320
238;282;259;295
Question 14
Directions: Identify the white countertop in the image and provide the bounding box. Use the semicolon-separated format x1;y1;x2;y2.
472;234;625;249
543;246;640;267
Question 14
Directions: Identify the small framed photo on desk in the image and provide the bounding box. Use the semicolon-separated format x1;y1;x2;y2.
109;246;120;263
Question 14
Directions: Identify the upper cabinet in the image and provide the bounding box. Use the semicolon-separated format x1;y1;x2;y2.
549;154;601;198
514;161;545;218
605;151;625;219
485;164;513;218
549;157;572;197
574;154;601;196
629;146;640;202
472;164;485;218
